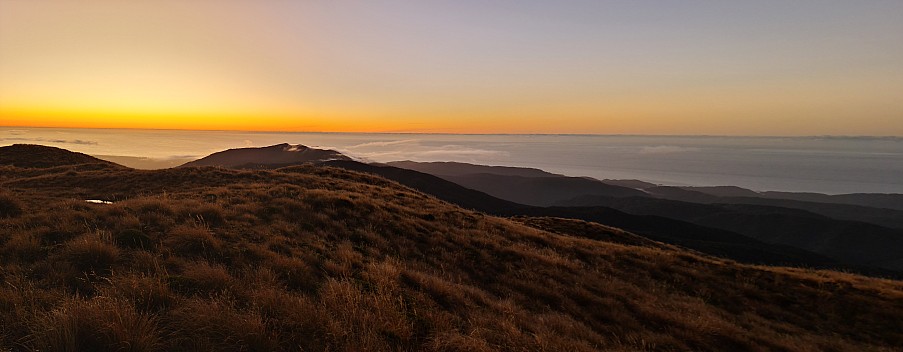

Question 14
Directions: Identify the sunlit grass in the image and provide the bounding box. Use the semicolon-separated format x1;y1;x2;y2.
1;155;901;351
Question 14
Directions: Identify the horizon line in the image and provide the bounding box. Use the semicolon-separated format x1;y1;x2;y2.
2;125;902;140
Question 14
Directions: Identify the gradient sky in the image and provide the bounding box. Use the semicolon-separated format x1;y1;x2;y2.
1;1;902;135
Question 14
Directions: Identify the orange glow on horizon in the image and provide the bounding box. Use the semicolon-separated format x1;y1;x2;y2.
2;1;902;136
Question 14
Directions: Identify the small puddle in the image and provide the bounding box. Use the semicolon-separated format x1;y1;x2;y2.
85;199;113;204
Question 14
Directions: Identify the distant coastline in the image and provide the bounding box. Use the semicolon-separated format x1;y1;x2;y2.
3;127;902;194
3;125;902;140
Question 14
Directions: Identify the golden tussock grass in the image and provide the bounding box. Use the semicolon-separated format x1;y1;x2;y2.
0;164;901;351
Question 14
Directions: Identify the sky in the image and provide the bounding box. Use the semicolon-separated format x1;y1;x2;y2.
1;0;902;135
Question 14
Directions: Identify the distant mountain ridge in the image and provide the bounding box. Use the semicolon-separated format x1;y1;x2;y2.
641;186;903;230
319;160;526;214
180;143;350;168
644;184;903;212
385;161;648;206
557;195;903;271
439;173;648;206
385;159;903;274
387;160;903;228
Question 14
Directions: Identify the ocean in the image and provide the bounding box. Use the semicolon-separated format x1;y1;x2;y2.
2;127;902;194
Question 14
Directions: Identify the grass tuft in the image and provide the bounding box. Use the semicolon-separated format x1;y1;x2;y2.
0;191;23;218
114;228;152;249
25;297;160;352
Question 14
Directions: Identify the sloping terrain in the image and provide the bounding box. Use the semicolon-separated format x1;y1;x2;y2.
382;160;901;273
390;161;903;230
0;144;122;169
321;160;526;214
557;196;903;271
385;161;647;205
320;160;849;272
760;191;903;211
710;197;903;230
644;186;903;230
679;185;903;211
1;146;902;351
94;155;195;170
172;149;868;274
439;173;646;206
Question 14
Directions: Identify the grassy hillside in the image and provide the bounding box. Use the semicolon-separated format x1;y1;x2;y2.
1;147;902;351
325;161;848;272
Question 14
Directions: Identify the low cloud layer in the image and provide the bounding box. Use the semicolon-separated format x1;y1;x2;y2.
334;140;508;163
1;137;99;145
638;145;700;154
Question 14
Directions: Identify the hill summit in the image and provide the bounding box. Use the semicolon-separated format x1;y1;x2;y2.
180;143;351;168
0;144;119;169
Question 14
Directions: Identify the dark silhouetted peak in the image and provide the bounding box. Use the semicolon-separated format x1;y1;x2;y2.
0;144;119;169
180;143;351;169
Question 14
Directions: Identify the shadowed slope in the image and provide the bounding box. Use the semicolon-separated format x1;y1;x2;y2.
318;160;854;271
391;161;903;229
380;160;900;273
320;160;525;213
511;216;664;248
441;173;646;206
385;160;647;206
558;196;903;271
760;192;903;211
644;187;903;230
320;160;861;272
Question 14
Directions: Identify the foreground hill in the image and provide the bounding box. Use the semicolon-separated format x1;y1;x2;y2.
0;144;122;169
1;146;902;351
180;143;350;168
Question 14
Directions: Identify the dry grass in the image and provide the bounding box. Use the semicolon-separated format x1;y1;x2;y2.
0;191;23;218
0;162;901;351
25;297;160;352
